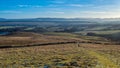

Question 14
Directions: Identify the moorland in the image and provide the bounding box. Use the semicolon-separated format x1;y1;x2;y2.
0;18;120;68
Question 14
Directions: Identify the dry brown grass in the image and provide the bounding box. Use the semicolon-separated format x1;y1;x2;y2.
0;32;119;67
0;32;83;46
0;43;120;68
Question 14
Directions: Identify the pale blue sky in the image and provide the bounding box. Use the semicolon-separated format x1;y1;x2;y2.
0;0;120;18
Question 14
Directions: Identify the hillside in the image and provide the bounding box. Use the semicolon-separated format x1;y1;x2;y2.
0;18;120;68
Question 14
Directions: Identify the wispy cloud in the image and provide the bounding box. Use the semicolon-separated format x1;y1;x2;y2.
0;10;22;13
78;11;120;15
48;4;59;7
68;4;93;7
92;4;120;11
18;5;42;8
69;4;83;7
48;11;65;14
80;11;107;14
54;12;64;14
50;0;65;4
18;5;30;8
71;11;120;18
33;5;42;8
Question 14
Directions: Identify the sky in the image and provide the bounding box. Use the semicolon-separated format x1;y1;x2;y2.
0;0;120;18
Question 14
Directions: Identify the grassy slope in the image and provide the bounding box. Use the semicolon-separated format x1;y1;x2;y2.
0;43;120;68
77;30;120;35
0;32;119;68
43;32;110;43
0;32;82;46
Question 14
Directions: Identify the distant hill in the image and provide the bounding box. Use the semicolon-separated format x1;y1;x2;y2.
0;18;6;21
0;18;120;23
0;18;97;22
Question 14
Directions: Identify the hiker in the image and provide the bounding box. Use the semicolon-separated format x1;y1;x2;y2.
77;42;80;47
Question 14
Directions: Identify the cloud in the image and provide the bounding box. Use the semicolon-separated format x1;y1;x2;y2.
48;4;59;7
80;11;107;14
71;11;120;18
49;11;65;14
54;12;64;14
69;4;83;7
68;4;93;7
50;0;65;4
0;11;22;13
18;5;42;8
78;11;120;15
33;5;42;8
18;5;30;8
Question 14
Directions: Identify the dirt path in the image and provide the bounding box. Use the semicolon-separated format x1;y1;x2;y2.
88;50;119;68
77;45;119;68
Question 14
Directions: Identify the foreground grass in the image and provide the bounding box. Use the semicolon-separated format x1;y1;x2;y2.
0;44;97;68
80;43;120;68
0;43;120;68
88;51;118;68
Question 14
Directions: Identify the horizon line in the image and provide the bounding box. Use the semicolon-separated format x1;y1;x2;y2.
1;17;120;19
